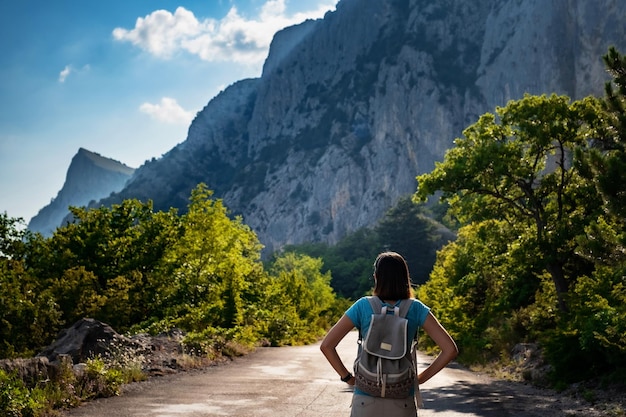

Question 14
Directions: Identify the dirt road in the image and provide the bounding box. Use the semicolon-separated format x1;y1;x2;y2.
62;331;599;417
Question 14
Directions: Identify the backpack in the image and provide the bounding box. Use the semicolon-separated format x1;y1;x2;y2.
354;296;421;403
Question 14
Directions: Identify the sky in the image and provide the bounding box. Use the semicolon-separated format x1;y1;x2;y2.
0;0;337;224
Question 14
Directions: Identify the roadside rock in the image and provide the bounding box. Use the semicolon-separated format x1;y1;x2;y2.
34;318;214;379
37;318;141;364
510;342;552;386
0;356;50;386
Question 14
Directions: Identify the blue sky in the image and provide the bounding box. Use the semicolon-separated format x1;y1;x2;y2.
0;0;336;224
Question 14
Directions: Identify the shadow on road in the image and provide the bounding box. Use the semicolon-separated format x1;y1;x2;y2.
421;378;578;417
422;379;517;416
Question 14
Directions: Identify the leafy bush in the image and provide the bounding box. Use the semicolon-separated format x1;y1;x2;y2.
0;369;43;417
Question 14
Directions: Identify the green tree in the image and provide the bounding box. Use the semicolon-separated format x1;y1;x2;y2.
27;199;181;330
415;94;604;313
376;197;455;285
0;214;62;357
561;47;626;380
281;228;380;299
262;252;337;345
161;184;263;330
417;220;546;360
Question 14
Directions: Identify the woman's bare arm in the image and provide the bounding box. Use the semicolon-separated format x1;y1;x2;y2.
320;314;356;385
418;312;459;385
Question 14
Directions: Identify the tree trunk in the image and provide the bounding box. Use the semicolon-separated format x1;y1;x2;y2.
546;262;569;313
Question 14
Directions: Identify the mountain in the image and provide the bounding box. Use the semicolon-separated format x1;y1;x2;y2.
46;0;626;254
28;148;135;236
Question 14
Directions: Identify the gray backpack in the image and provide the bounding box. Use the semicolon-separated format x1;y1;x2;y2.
354;297;421;402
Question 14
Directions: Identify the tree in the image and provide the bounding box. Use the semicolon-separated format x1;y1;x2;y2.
417;219;547;360
577;47;626;257
26;199;182;330
375;197;454;285
262;252;336;345
414;94;604;313
0;213;28;260
161;184;263;329
0;214;62;357
560;48;626;378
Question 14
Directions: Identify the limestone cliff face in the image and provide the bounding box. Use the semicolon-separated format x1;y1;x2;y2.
28;148;135;236
88;0;626;254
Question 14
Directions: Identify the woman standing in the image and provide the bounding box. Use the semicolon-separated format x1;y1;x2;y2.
320;251;458;416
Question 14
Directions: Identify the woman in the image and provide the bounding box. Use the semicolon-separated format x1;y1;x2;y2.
320;251;458;416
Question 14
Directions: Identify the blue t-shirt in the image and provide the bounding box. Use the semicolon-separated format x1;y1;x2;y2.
346;296;431;341
345;296;430;396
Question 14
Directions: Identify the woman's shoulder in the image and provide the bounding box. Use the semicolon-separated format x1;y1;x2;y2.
348;296;373;312
410;298;428;306
408;298;431;323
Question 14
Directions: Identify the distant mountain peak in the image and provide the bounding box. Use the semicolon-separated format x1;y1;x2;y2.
76;148;135;176
28;148;136;236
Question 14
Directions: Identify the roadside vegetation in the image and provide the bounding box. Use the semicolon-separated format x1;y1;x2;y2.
410;49;626;401
2;48;626;416
0;185;346;416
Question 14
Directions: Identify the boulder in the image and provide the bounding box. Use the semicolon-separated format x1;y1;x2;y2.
0;356;50;386
37;318;139;364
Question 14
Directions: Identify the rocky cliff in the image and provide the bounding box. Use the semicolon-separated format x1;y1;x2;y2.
55;0;626;254
28;148;135;236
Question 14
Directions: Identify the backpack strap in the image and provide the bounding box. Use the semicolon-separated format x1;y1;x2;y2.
367;296;384;314
367;296;412;316
358;297;414;341
358;297;381;345
398;299;412;319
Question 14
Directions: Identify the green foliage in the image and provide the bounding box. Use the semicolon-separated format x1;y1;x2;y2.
0;369;43;417
376;197;455;285
83;358;125;398
0;182;344;363
0;354;142;416
0;256;62;359
261;253;338;346
0;184;350;415
159;184;263;329
1;214;63;358
415;93;603;312
284;197;454;299
0;213;29;260
413;50;626;385
417;220;541;360
543;266;626;383
24;199;183;331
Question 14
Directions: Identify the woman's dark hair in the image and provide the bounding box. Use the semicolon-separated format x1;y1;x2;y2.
372;251;414;300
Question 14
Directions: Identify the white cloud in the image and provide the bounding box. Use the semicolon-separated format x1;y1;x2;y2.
58;65;72;83
112;0;336;65
139;97;194;125
58;64;91;83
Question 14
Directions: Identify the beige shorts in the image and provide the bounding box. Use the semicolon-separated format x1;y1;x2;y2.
350;394;417;417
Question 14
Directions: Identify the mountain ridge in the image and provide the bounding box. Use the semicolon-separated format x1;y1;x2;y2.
31;0;626;254
28;149;135;236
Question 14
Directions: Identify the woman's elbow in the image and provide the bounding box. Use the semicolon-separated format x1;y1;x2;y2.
446;340;459;361
320;338;333;356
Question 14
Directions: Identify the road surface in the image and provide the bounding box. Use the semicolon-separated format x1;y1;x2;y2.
62;331;593;417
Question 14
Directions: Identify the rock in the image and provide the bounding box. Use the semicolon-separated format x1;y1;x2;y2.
88;0;626;257
37;318;139;364
511;342;540;363
511;342;552;386
0;356;50;386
